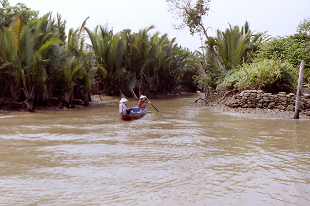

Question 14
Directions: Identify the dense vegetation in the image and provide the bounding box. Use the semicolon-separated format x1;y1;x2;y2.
217;59;297;93
200;28;309;94
85;25;198;97
1;0;309;111
0;1;198;111
165;0;309;95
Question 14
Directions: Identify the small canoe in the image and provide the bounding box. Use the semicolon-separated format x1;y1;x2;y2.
120;107;147;120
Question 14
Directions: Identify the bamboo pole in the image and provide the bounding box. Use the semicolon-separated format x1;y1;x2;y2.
294;60;306;119
130;87;138;100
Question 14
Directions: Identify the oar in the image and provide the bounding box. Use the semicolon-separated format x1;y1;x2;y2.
146;97;159;112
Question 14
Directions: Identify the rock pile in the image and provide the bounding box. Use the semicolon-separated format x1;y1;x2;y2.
226;90;310;116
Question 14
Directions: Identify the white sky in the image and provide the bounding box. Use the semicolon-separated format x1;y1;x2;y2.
7;0;310;51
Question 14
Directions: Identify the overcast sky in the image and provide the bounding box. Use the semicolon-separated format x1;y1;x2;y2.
7;0;310;51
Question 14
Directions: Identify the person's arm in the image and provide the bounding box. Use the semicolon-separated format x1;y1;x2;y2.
121;103;128;114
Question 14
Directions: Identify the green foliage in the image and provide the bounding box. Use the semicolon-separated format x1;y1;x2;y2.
85;25;123;90
257;33;310;67
0;0;39;27
217;59;298;93
297;17;310;35
213;22;252;71
194;22;270;92
165;0;211;35
49;13;67;42
205;22;270;72
256;33;310;83
1;5;198;108
193;50;222;92
86;25;198;96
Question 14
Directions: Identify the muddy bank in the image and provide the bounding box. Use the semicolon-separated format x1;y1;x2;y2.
92;93;303;119
1;93;310;120
0;92;180;113
0;95;117;115
203;95;310;119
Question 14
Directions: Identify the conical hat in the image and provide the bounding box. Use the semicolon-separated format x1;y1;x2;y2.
119;97;128;103
140;95;147;99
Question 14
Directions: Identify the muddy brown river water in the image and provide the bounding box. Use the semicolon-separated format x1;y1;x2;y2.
0;93;309;205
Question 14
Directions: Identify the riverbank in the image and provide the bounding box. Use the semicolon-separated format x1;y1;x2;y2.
202;94;310;119
90;93;310;119
1;93;310;119
0;95;118;115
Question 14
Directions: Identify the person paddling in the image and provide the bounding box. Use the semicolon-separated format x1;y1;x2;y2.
138;95;150;109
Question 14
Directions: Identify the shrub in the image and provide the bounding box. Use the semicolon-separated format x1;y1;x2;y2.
256;33;310;84
217;59;298;93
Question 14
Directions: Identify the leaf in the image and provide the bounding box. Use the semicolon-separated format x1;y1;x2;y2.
11;16;22;54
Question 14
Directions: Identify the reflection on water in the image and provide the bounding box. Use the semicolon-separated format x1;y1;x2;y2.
0;93;309;205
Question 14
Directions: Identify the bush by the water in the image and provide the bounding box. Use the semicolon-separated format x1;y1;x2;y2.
217;59;298;93
256;33;310;83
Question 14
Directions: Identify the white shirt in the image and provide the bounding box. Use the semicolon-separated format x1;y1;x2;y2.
119;102;128;113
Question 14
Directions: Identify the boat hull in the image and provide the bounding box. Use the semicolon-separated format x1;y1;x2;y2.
120;107;147;120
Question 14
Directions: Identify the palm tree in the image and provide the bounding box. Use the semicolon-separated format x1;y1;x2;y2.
60;56;82;106
148;36;178;93
18;14;62;109
79;50;105;105
0;14;62;110
86;24;198;97
47;44;67;97
65;17;109;105
0;25;19;99
212;22;252;72
120;26;154;97
85;25;124;95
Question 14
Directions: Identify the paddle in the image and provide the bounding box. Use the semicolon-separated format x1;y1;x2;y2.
146;97;159;112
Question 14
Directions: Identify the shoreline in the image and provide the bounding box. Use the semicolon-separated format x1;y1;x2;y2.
206;103;308;119
203;96;310;119
1;94;310;119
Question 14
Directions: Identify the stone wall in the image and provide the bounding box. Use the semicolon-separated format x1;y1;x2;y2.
226;90;310;115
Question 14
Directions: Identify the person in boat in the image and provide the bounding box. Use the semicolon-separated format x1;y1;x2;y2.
138;95;150;109
119;97;131;115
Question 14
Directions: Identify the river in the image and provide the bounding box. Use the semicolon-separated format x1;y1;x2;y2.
0;93;309;205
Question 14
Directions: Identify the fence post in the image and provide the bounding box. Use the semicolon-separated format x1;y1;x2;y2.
294;60;306;119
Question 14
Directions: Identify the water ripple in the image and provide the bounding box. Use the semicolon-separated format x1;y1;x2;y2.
0;94;309;205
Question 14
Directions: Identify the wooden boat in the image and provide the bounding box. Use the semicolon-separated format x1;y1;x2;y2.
120;107;147;120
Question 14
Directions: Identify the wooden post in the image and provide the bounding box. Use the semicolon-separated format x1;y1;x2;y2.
294;60;306;119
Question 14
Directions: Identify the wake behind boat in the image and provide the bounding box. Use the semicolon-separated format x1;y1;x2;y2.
120;107;147;120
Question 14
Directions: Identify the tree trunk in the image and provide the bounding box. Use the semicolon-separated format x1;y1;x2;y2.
64;91;74;105
82;89;90;106
48;80;57;97
199;22;226;74
294;60;305;119
24;100;34;111
22;85;35;111
212;50;226;74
